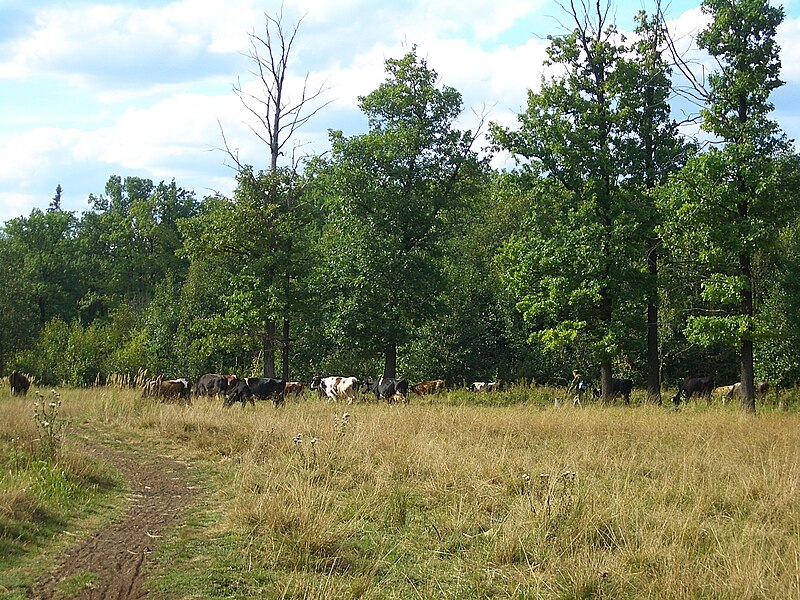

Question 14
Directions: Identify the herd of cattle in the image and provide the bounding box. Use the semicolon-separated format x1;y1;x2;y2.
5;369;771;409
139;373;452;407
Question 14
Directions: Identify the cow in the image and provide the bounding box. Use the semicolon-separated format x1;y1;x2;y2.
195;373;229;398
672;376;714;407
714;384;736;397
724;381;770;405
592;378;633;404
9;371;30;396
157;378;192;405
284;381;304;398
310;376;360;404
362;377;409;403
469;381;498;393
411;379;445;396
225;379;254;408
247;377;287;407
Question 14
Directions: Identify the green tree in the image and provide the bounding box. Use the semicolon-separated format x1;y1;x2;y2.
77;176;197;319
491;1;654;398
222;10;329;379
312;47;485;378
180;168;315;379
661;0;792;412
620;9;692;402
1;208;82;328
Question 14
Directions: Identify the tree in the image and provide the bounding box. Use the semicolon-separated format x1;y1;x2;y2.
78;176;197;319
180;168;315;379
313;47;485;378
48;184;62;212
491;0;650;398
660;0;792;412
219;10;330;378
2;208;82;327
621;8;692;403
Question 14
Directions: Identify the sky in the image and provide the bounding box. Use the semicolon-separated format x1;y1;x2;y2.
1;0;799;224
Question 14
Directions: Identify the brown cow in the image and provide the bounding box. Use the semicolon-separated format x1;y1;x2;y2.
161;379;192;405
411;379;445;396
9;371;30;396
144;377;192;405
284;381;304;398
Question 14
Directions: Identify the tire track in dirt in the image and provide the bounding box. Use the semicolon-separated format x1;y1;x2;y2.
31;438;197;599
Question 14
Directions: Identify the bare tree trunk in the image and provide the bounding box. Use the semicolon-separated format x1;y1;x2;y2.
600;360;612;404
383;343;397;379
740;252;756;413
647;243;662;404
282;317;290;381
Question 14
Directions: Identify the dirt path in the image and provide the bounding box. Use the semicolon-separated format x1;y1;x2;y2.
31;437;197;599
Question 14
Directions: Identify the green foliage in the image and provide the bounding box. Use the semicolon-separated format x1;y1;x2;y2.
179;167;315;377
489;5;682;375
2;4;800;392
312;47;487;372
659;0;793;410
684;315;750;347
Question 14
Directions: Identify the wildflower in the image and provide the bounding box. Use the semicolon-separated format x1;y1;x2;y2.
49;402;57;408
342;413;350;420
293;434;303;445
521;473;530;482
310;437;318;446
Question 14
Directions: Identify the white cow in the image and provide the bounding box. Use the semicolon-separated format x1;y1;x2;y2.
469;381;498;393
311;376;360;403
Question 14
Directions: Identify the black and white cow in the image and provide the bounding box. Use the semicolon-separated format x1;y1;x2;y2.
310;376;360;403
195;373;229;398
672;376;714;407
362;377;409;403
224;377;286;408
469;381;498;393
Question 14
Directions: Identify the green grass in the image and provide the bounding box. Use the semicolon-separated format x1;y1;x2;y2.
2;385;799;599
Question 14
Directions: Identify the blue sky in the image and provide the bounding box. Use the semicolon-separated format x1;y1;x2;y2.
1;0;798;223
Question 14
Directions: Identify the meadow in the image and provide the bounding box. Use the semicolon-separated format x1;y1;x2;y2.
1;384;799;599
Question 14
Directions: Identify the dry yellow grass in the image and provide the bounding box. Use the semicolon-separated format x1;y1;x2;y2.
4;386;800;598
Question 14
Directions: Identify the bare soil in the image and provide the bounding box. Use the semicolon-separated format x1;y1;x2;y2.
30;438;196;599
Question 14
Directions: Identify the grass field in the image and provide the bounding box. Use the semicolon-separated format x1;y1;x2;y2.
1;384;799;599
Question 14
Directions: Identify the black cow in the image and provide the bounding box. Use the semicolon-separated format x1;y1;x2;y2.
195;373;229;397
592;378;633;404
225;379;254;407
672;376;714;407
247;377;287;407
9;371;30;396
362;377;409;403
225;377;286;408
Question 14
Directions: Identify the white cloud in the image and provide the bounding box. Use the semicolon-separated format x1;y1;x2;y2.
0;0;263;90
0;127;81;187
